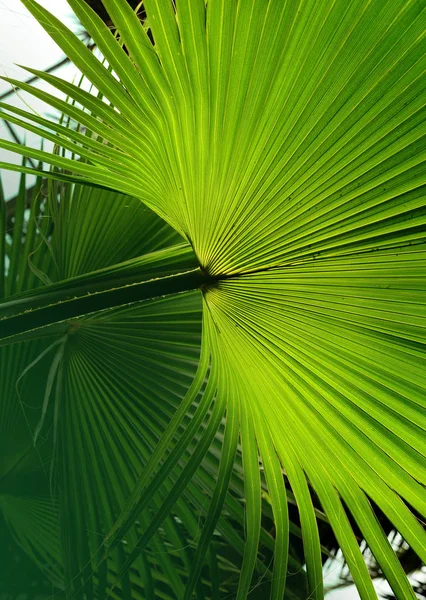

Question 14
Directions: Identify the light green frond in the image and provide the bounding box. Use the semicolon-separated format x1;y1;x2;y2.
1;0;425;598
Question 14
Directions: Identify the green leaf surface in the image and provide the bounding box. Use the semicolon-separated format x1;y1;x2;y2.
2;0;426;597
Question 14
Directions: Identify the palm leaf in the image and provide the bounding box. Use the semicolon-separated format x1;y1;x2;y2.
0;173;64;593
1;0;425;598
0;174;309;598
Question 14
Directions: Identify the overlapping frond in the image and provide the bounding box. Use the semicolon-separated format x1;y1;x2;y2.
0;175;309;598
0;174;64;591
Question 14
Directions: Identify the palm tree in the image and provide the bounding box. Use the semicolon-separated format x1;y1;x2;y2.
0;1;425;598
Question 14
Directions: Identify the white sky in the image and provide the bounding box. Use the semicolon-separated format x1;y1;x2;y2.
0;4;423;598
0;0;79;198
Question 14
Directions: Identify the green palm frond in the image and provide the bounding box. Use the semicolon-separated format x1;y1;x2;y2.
0;174;309;598
0;1;425;598
0;173;64;593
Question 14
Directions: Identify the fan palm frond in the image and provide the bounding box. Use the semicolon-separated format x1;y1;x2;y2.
0;1;425;598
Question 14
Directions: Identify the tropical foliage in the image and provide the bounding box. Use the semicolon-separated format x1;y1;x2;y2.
1;173;313;599
0;1;425;599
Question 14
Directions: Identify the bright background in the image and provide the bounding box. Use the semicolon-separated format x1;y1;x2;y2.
0;0;78;198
